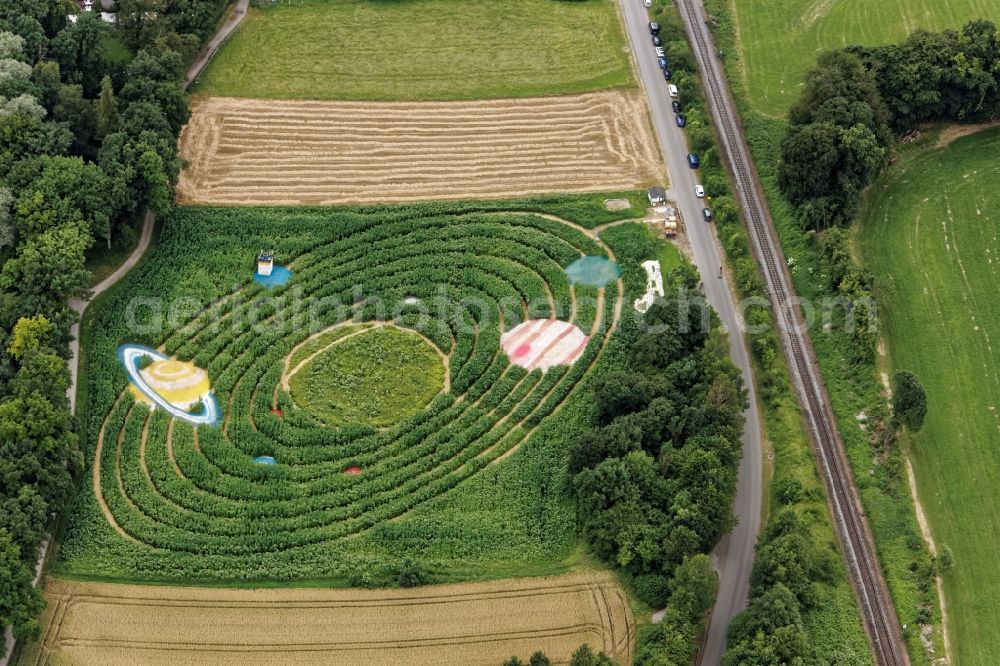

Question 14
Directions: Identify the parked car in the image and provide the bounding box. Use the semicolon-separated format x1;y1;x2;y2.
702;207;713;222
675;114;686;127
662;68;672;81
687;153;700;168
649;21;660;34
695;184;705;198
671;100;682;113
667;84;678;97
658;57;667;70
652;34;661;46
643;0;652;7
655;46;665;57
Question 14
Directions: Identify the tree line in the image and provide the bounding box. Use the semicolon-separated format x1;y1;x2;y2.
779;19;1000;231
778;21;1000;364
0;0;224;653
576;262;745;664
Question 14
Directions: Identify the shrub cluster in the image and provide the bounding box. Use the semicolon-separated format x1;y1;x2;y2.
779;20;1000;230
567;264;747;664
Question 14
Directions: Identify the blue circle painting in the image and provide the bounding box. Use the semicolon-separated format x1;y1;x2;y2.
565;256;620;287
254;265;292;288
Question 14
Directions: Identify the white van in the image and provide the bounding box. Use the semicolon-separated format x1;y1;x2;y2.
667;84;678;98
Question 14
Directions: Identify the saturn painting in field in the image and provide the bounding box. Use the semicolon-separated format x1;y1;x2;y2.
118;344;220;426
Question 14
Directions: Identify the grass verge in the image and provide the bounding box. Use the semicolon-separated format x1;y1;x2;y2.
652;0;882;660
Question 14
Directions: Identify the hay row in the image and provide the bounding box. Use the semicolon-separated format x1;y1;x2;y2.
177;91;663;206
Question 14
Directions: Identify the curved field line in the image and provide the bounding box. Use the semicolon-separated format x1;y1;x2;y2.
26;572;634;665
90;212;624;559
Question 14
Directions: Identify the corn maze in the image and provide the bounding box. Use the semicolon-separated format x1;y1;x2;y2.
77;205;627;580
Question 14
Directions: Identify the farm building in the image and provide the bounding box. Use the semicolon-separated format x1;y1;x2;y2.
647;186;667;205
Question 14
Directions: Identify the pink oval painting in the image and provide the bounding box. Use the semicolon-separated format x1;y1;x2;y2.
501;319;589;371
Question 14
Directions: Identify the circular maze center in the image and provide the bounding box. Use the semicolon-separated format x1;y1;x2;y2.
288;325;446;428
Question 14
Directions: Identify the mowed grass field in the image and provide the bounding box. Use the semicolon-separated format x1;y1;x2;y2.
730;0;1000;114
192;0;632;100
22;572;635;665
858;128;1000;665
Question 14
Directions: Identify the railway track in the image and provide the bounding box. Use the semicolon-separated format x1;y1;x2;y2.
674;1;909;664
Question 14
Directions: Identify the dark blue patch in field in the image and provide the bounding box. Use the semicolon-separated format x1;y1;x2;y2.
254;265;292;288
565;256;620;287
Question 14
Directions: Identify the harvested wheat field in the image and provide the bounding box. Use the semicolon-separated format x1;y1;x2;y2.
22;572;634;666
177;91;664;206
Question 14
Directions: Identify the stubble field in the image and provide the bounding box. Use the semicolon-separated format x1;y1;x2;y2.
176;92;664;206
22;572;634;665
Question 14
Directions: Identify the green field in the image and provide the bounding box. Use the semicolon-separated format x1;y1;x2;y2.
289;326;445;427
193;0;632;100
858;128;1000;665
730;0;1000;114
58;196;660;584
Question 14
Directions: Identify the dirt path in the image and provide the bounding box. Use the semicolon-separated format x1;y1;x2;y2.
935;120;1000;148
184;0;250;90
66;212;154;412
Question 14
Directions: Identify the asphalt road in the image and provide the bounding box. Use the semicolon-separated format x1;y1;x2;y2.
616;1;764;663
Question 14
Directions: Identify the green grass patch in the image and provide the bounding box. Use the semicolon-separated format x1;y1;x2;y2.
857;127;1000;666
101;33;132;65
728;0;1000;115
289;326;445;428
288;323;373;371
193;0;632;100
650;227;683;272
